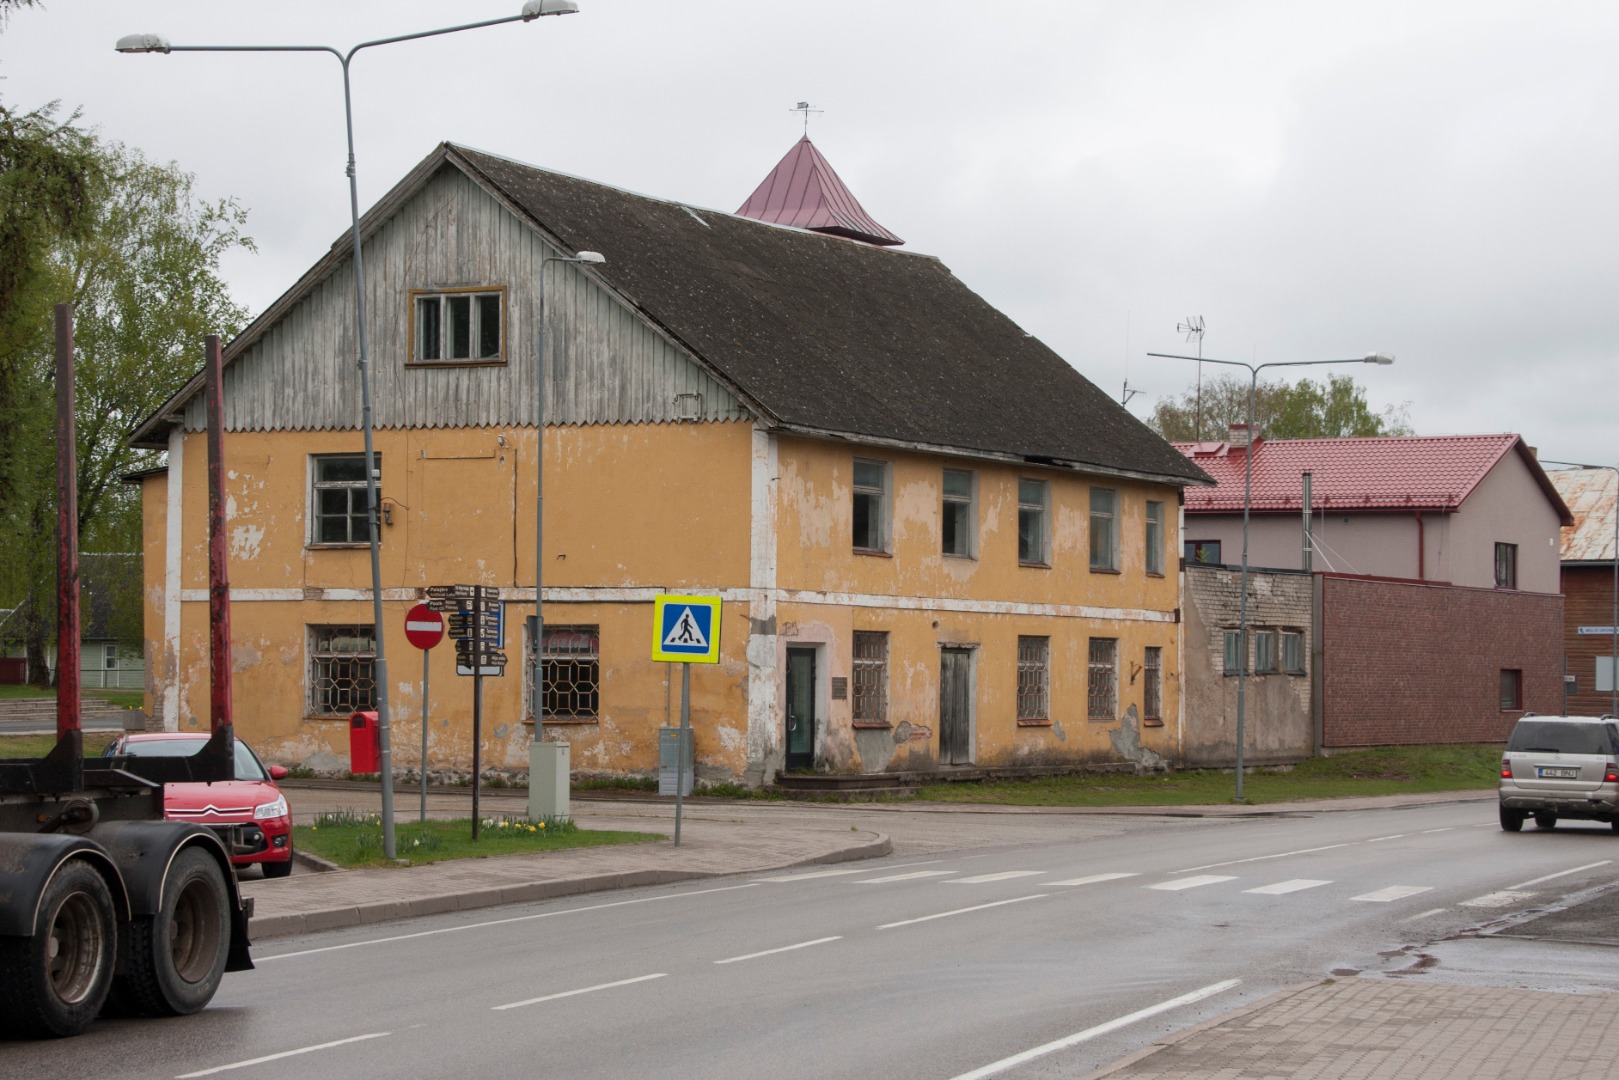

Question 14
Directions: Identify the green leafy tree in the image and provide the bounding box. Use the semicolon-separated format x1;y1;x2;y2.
1148;372;1412;442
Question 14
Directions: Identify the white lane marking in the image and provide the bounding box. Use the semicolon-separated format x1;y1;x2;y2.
177;1033;390;1077
1461;890;1536;909
1175;843;1349;874
1366;834;1406;843
755;868;869;882
949;871;1048;884
1352;885;1433;903
1421;828;1455;834
1243;879;1332;896
493;973;666;1011
1510;860;1612;890
945;979;1243;1080
1149;874;1237;892
1404;908;1449;921
878;894;1047;929
257;883;761;961
855;870;958;884
1050;872;1140;887
714;936;842;965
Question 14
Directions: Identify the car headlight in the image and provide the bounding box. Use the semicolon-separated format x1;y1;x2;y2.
254;795;289;821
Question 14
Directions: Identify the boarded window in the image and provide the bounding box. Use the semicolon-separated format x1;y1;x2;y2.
412;287;504;363
1019;479;1049;565
1144;646;1163;721
1145;501;1164;575
309;625;376;717
1255;631;1278;674
853;459;889;552
1281;631;1306;674
852;631;889;726
1090;488;1118;571
1223;630;1245;675
1088;638;1117;721
1017;636;1050;722
942;469;975;558
312;454;375;546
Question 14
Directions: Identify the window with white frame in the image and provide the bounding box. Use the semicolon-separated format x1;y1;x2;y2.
1255;631;1278;674
1144;646;1163;721
853;459;890;553
1018;479;1049;565
411;287;505;363
309;625;376;717
1087;637;1117;720
852;631;889;726
311;454;376;546
1017;636;1050;722
528;625;600;721
1090;487;1118;571
1281;631;1306;674
1145;501;1165;575
942;468;975;558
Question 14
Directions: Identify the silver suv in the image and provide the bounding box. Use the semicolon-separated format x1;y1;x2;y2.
1499;714;1619;832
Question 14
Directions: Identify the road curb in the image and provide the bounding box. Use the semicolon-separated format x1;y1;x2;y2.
248;831;892;940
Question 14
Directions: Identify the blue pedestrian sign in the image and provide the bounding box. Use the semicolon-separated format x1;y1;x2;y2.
652;594;722;664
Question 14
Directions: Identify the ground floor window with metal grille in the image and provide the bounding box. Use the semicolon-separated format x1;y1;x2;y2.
852;631;889;726
1088;637;1117;721
530;625;599;721
309;625;376;717
1144;646;1163;722
1017;636;1050;723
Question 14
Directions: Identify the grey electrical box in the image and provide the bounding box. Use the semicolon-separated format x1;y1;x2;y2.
658;727;693;796
529;740;570;820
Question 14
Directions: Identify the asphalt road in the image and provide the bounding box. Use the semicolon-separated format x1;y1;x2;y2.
12;799;1619;1079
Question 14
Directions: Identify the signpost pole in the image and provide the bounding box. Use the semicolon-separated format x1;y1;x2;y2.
676;662;689;846
472;663;482;840
421;648;430;823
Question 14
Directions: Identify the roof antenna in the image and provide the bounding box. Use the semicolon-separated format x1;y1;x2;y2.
790;101;823;135
1122;310;1140;406
1178;316;1205;439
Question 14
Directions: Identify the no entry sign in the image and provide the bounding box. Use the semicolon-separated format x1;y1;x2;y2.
404;603;445;650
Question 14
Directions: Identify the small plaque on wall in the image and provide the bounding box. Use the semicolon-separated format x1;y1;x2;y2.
831;677;848;700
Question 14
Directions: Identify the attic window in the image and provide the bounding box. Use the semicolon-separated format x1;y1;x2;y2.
410;287;505;365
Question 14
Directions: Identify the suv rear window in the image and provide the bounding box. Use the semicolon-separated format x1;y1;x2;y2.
1507;720;1619;755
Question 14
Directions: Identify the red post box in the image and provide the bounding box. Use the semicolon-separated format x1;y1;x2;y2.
349;710;380;774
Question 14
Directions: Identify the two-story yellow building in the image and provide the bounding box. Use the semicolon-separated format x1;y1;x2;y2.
129;140;1209;786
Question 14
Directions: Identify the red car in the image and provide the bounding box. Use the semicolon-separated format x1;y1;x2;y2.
107;732;294;878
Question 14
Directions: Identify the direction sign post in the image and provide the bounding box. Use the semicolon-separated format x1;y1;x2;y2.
404;604;445;823
651;595;723;845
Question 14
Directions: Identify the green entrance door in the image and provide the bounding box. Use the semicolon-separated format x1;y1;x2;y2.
785;647;816;772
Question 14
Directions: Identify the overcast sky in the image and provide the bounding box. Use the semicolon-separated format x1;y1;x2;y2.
5;1;1617;465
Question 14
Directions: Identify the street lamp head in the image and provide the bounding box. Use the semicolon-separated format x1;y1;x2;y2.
1363;353;1395;365
574;250;605;264
522;0;580;19
115;33;171;54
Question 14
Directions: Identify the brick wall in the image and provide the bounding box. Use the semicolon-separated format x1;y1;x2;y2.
1561;565;1617;716
1320;575;1563;747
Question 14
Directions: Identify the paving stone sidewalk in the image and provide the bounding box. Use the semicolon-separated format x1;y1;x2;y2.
1081;977;1619;1080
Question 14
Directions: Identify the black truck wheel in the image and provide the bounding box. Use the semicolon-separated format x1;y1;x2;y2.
116;847;230;1016
0;859;118;1038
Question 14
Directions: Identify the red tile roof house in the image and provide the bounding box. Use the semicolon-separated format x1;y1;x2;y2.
1172;428;1572;766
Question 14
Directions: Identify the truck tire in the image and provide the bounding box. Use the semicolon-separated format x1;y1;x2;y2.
0;859;117;1038
116;847;230;1016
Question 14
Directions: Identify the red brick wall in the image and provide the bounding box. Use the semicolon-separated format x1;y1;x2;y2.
1562;565;1617;715
1320;575;1563;747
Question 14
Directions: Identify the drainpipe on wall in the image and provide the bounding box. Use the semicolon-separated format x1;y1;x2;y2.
1415;511;1425;580
1301;471;1313;572
163;422;185;732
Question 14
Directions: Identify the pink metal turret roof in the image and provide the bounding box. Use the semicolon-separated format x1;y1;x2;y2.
736;136;903;247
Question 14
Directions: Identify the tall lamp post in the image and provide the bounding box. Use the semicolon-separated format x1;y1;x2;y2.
533;251;605;725
118;0;582;859
1148;350;1395;801
1539;460;1618;719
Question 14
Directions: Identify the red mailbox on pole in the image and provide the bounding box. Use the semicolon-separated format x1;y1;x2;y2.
349;710;380;774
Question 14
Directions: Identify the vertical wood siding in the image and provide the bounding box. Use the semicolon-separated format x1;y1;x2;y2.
186;167;748;434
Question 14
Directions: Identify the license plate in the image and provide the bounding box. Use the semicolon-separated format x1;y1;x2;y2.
1538;767;1579;779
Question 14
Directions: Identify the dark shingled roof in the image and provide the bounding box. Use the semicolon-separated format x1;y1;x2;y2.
452;144;1208;487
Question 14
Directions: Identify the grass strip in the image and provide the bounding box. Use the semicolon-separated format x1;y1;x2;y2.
0;731;121;758
295;810;664;868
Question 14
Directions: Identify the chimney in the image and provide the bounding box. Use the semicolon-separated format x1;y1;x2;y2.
1229;422;1252;450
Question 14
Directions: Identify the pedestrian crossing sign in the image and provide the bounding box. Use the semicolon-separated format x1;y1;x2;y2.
652;594;723;664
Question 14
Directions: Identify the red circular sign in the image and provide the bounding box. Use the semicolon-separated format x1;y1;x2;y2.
404;603;445;650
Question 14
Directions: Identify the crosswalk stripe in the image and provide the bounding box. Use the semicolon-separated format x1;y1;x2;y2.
948;871;1048;884
854;870;958;884
1149;875;1237;892
1050;873;1140;887
755;868;868;883
1460;890;1535;909
1243;879;1333;896
1351;885;1433;903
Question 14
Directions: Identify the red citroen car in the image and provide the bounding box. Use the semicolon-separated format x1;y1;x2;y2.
106;732;294;878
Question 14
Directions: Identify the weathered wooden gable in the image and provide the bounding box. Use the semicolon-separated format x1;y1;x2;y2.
183;165;749;435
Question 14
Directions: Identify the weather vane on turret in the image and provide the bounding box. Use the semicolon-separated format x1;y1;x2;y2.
790;101;823;135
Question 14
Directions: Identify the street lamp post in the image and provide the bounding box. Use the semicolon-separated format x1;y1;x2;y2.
1148;350;1395;801
533;251;604;727
1539;460;1618;719
118;0;582;859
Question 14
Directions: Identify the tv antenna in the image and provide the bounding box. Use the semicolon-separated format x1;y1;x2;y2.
790;101;823;134
1178;316;1206;440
